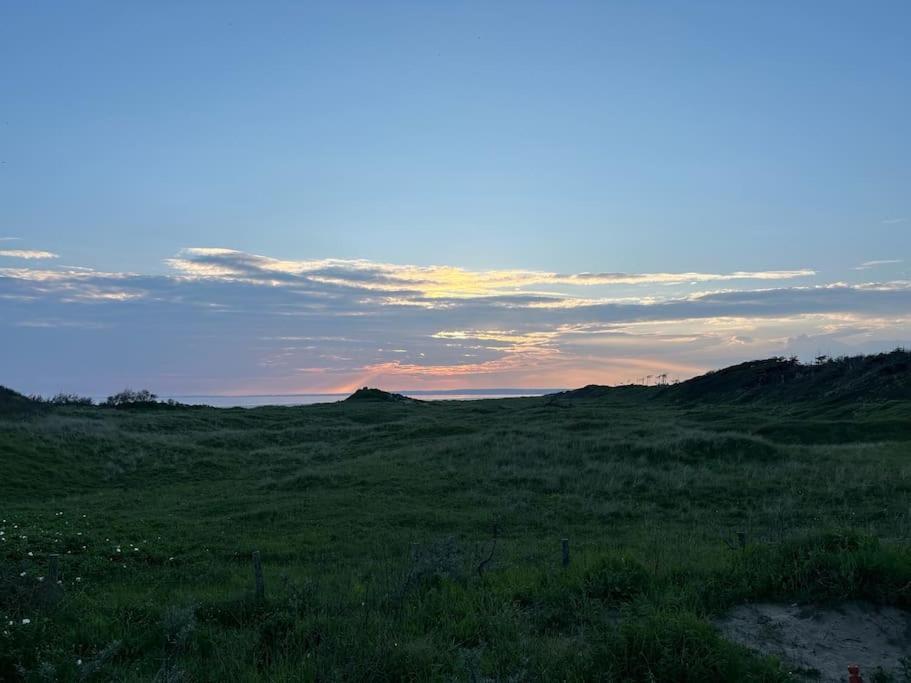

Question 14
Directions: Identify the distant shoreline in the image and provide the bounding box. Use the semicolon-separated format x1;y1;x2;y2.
84;389;564;408
166;388;563;398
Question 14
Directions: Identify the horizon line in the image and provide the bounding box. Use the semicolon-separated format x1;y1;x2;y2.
106;387;569;398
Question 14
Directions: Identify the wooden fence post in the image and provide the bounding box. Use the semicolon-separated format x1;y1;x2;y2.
48;554;60;583
561;538;570;567
40;553;63;605
252;551;264;601
737;531;746;549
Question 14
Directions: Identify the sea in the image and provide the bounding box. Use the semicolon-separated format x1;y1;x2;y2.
94;389;563;408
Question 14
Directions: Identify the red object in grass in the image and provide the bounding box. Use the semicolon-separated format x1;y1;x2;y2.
848;665;863;683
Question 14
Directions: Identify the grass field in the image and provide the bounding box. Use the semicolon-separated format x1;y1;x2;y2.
2;354;911;681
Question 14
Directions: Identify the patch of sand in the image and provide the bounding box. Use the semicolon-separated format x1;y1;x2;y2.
716;602;911;682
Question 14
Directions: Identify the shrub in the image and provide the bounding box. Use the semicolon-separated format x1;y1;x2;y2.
102;389;159;408
710;531;911;608
766;531;911;606
589;608;787;682
584;556;651;604
47;393;94;406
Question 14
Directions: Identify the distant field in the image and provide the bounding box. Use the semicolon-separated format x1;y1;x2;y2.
2;354;911;681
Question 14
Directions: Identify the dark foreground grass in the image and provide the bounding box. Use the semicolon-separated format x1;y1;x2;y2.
2;393;910;681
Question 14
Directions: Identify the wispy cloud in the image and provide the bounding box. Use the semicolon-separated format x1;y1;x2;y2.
0;266;128;281
165;247;814;299
1;247;907;395
853;259;903;270
0;237;21;242
15;319;109;329
0;249;59;259
881;218;907;225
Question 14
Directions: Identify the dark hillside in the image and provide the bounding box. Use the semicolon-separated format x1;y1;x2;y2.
553;350;911;407
666;349;911;404
0;385;41;416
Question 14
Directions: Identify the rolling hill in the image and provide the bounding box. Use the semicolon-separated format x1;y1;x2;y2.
553;349;911;405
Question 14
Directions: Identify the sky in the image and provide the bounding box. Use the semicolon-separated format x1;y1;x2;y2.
1;1;910;396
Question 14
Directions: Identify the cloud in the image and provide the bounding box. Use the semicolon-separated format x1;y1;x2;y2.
1;248;907;395
881;218;907;225
0;249;59;259
15;319;109;329
0;266;130;281
0;237;21;242
853;259;903;270
165;247;814;298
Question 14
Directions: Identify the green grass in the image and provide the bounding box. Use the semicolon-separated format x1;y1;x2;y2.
2;387;910;680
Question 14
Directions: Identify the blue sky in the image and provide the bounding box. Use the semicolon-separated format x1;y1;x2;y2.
2;1;909;395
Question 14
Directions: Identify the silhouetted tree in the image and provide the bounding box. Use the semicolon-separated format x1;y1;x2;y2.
102;389;158;407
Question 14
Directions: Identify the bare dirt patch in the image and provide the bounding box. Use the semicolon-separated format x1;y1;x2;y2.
716;602;911;682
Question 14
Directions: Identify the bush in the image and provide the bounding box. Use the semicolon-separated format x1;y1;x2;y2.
585;556;651;604
47;393;94;406
102;389;159;408
703;531;911;609
589;608;787;682
764;531;911;606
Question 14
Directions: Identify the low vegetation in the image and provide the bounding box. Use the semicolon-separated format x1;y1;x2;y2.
1;352;909;680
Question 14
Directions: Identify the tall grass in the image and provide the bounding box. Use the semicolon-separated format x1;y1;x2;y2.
2;394;909;680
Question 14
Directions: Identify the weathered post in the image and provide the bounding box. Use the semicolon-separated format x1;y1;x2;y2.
252;551;264;601
561;538;570;567
736;531;746;549
48;554;60;584
40;553;63;606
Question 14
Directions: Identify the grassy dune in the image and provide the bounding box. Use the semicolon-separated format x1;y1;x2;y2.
2;354;910;681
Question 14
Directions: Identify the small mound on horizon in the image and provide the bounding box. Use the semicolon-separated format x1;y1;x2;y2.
344;387;416;403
